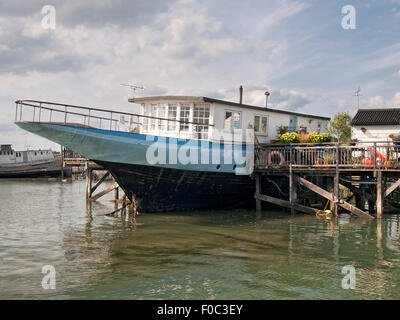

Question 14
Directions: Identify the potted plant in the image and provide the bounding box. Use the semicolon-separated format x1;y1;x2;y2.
385;143;395;169
280;132;299;144
323;153;335;169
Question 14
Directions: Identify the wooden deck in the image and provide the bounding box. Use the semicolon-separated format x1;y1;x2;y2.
253;142;400;220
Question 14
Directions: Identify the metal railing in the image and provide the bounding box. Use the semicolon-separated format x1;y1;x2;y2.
14;100;213;137
255;142;400;170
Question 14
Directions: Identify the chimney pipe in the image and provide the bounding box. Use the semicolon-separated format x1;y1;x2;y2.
239;85;243;104
264;91;270;108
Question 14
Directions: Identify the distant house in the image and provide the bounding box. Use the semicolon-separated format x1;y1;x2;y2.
351;108;400;142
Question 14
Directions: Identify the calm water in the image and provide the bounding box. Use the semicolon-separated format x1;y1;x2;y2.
1;179;400;300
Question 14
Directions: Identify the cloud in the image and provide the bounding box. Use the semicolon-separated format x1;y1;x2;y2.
0;0;177;28
268;89;311;111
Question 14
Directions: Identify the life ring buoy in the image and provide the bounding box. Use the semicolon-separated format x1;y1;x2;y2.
268;151;285;168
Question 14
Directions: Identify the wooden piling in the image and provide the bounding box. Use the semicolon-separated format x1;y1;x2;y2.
376;170;383;218
296;176;374;219
289;165;297;214
333;173;339;216
86;167;92;200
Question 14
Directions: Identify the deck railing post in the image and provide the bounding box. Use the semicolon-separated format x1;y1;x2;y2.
15;102;18;121
64;106;67;124
110;112;113;130
374;142;377;170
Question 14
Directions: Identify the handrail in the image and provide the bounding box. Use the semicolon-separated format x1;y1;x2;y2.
255;141;400;170
15;99;214;127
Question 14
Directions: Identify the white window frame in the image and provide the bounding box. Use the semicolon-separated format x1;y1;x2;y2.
254;114;268;135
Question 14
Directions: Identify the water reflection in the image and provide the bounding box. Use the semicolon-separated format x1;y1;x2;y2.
0;180;400;299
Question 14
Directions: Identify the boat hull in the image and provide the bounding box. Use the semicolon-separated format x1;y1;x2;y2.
0;159;68;178
96;160;286;213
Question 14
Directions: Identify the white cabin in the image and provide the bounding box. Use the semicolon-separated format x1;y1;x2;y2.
129;96;330;144
351;108;400;143
0;144;55;165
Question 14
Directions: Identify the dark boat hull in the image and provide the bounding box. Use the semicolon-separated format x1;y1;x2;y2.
0;159;70;179
96;160;286;213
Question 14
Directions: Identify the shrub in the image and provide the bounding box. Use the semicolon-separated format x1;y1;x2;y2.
309;132;323;143
280;132;299;144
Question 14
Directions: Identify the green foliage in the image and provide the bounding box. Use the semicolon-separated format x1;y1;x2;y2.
129;127;139;133
327;112;352;142
276;125;289;138
280;132;299;144
308;132;332;143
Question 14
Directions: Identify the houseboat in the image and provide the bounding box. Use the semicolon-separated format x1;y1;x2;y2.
0;144;64;178
14;89;330;211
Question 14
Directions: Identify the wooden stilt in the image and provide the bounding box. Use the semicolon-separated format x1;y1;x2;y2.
91;182;119;201
360;175;366;211
114;185;119;201
90;171;110;195
384;177;400;197
61;145;64;180
296;176;374;219
377;171;383;218
289;165;297;214
255;193;319;215
86;167;92;200
334;173;339;216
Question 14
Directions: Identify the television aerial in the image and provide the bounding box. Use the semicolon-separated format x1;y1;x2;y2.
120;84;145;97
354;87;362;109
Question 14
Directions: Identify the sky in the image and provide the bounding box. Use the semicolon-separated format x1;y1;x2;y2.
0;0;399;150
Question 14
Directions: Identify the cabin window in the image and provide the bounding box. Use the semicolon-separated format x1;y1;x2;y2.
224;110;241;130
254;115;267;134
167;104;177;131
150;104;157;131
180;104;190;132
158;104;167;131
143;105;152;131
193;104;210;140
317;122;321;133
224;111;232;129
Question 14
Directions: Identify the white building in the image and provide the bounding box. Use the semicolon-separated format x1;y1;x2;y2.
351;108;400;143
129;95;330;144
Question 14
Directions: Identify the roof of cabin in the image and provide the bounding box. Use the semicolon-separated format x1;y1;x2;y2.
352;108;400;126
128;96;330;120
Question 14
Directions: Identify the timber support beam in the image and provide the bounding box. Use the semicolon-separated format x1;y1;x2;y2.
296;176;374;220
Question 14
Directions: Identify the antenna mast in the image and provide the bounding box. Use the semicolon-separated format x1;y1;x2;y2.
120;84;145;97
354;87;362;109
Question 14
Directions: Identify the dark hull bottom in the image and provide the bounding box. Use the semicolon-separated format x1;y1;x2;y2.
0;169;69;179
95;161;287;213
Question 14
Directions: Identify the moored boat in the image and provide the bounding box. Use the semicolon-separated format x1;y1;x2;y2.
14;91;329;212
0;144;65;178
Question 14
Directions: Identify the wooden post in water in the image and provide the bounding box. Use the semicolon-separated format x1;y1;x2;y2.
333;174;339;215
289;165;297;214
114;183;119;202
377;170;383;218
86;167;92;200
61;145;64;180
